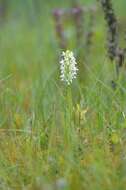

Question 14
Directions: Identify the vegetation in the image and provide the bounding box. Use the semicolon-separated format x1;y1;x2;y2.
0;0;126;189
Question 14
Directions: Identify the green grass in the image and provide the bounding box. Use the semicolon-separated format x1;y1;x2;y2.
0;0;126;189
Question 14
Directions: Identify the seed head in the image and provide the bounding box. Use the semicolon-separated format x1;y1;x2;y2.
60;50;78;85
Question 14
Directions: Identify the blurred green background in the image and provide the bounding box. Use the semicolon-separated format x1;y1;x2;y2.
0;1;126;189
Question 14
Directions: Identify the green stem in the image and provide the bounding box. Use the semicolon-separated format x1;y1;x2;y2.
64;85;73;145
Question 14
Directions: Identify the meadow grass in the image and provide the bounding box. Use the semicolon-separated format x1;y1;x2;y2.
0;0;126;189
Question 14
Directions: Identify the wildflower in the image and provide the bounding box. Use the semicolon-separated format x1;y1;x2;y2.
14;113;23;128
111;131;120;144
60;50;78;85
75;104;88;124
56;178;68;189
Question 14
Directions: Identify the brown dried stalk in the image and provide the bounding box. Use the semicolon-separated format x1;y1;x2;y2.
100;0;118;61
53;9;66;50
100;0;126;83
